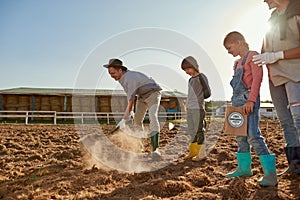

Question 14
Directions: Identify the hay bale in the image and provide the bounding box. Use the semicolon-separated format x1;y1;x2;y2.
33;96;41;108
98;97;110;106
80;105;93;112
40;105;51;111
51;105;62;112
6;95;18;106
110;97;126;112
71;96;81;107
41;96;50;105
99;106;110;112
98;97;111;112
5;105;17;111
17;105;29;111
49;97;63;112
80;97;93;106
71;105;82;112
50;96;62;105
18;96;30;106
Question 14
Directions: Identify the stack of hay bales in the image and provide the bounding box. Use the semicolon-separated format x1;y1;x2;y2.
97;96;111;112
50;96;64;112
17;96;30;111
71;96;96;112
40;96;51;111
5;95;19;111
109;96;127;113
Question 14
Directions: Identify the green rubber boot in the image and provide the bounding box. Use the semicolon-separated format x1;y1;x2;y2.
258;154;278;186
226;152;253;178
150;131;159;151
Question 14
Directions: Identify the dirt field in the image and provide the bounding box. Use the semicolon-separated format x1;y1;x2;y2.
0;119;299;200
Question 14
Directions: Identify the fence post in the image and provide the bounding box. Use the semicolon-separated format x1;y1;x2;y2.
0;95;2;120
54;111;57;125
25;111;28;125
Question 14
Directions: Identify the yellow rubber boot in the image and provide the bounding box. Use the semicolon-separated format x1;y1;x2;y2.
184;142;199;159
192;144;207;161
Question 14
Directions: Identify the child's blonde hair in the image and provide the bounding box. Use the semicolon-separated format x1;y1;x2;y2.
223;31;249;49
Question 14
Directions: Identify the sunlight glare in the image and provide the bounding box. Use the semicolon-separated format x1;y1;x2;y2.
234;3;273;101
234;4;271;51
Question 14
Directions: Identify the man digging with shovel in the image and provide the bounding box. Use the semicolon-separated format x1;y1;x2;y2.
103;58;162;156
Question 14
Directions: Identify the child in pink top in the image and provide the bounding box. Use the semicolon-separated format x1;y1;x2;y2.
223;31;277;187
237;50;262;103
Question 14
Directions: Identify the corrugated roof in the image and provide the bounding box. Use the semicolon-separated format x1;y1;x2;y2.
0;87;124;96
0;87;186;98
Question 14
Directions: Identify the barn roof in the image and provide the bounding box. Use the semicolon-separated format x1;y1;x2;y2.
0;87;186;98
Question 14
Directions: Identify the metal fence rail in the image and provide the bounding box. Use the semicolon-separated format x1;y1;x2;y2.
0;110;277;125
0;111;57;124
0;110;188;125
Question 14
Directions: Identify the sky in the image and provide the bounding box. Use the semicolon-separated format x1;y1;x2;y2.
0;0;273;100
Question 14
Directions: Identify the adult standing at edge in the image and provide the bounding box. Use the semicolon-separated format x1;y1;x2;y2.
103;58;162;156
253;0;300;176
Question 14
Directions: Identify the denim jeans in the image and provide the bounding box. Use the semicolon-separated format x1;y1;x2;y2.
231;62;269;155
235;97;270;155
187;109;205;144
134;91;161;133
269;80;300;147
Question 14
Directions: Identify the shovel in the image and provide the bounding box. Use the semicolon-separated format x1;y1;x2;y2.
108;111;135;134
109;126;120;134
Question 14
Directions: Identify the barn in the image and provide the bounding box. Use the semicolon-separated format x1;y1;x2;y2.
259;102;277;119
0;87;186;121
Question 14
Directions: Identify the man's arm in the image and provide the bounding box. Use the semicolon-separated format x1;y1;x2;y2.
116;99;135;129
123;99;135;119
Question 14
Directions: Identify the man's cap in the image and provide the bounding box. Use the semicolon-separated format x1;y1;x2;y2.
103;58;127;70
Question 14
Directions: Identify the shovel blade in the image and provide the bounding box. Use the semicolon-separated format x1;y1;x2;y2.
109;126;120;134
